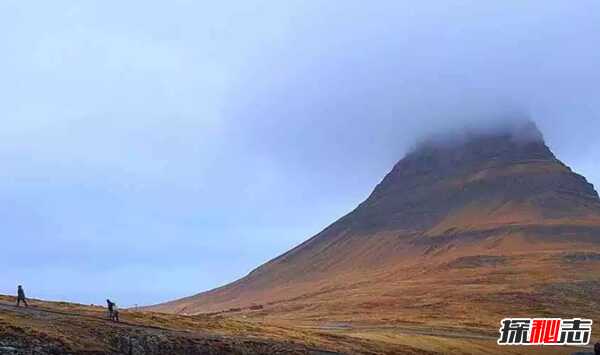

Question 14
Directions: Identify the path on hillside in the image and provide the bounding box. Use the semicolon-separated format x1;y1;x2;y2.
310;322;497;340
305;322;594;354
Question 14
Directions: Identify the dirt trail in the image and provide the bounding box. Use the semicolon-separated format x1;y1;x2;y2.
309;323;496;340
305;322;595;354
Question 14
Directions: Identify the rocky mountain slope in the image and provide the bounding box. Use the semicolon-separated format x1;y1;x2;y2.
149;121;600;333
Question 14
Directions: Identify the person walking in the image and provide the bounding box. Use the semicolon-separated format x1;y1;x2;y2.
16;285;28;307
106;299;115;319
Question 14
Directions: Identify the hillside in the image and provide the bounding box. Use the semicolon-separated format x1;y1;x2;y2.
0;295;585;354
0;295;397;354
149;121;600;333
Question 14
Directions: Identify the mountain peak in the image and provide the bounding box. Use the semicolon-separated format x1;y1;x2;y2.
149;120;600;317
351;119;599;233
400;120;553;180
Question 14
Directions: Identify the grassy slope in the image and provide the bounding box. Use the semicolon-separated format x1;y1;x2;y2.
0;295;433;354
1;295;589;354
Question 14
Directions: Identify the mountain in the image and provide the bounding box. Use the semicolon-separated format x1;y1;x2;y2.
149;120;600;329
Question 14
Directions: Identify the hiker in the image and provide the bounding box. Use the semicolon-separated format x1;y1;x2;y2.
16;285;28;307
106;299;115;319
106;299;120;322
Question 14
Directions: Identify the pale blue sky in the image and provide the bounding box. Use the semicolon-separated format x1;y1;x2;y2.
1;1;599;306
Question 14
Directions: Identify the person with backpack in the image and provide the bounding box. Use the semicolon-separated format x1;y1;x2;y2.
16;285;28;307
106;299;115;319
106;299;120;322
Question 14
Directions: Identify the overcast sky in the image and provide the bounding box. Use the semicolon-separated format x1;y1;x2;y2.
1;1;599;306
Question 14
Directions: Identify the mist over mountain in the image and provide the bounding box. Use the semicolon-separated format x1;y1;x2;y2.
413;117;543;152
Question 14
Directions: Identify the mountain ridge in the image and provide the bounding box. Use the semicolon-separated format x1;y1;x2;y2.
148;120;600;325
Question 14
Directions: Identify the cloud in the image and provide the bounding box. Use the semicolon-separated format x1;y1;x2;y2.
1;0;599;305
